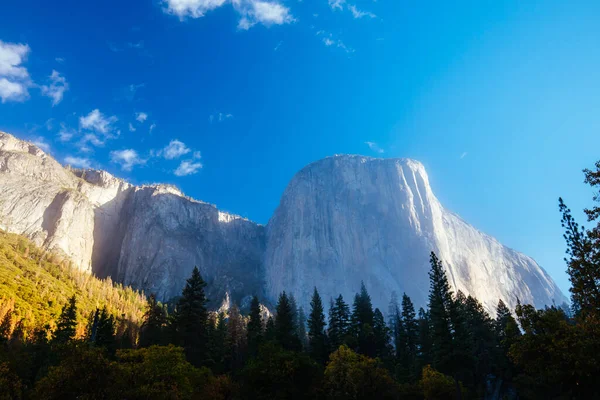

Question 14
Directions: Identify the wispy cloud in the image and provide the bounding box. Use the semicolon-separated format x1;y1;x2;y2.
32;136;50;152
135;112;148;123
317;31;354;53
460;152;468;159
57;123;76;142
110;149;145;171
274;40;283;51
328;0;345;10
149;123;156;133
365;141;384;153
0;40;32;103
127;41;144;49
64;156;92;168
162;139;191;159
128;123;136;132
348;4;375;19
163;0;294;30
55;57;65;64
210;112;233;123
40;70;68;106
79;109;118;135
174;160;203;176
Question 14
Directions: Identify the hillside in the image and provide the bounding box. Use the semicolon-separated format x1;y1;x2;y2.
0;229;146;337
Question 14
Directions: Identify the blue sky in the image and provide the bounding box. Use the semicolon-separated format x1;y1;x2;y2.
1;0;600;294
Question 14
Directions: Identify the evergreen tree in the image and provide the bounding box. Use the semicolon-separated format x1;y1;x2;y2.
247;295;263;358
94;307;116;354
373;308;392;362
387;291;401;350
559;196;600;318
307;287;328;364
275;292;301;351
0;310;13;344
139;294;167;348
227;304;247;372
296;306;307;350
264;316;276;342
351;282;376;357
427;252;454;374
417;307;432;367
54;295;78;344
209;312;228;373
396;293;419;382
171;266;209;366
328;294;351;350
495;299;520;380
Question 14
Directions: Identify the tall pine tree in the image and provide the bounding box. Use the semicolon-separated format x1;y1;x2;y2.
247;295;263;358
139;294;167;348
308;287;328;364
275;291;301;351
328;295;351;351
54;295;78;344
351;282;376;357
171;266;209;366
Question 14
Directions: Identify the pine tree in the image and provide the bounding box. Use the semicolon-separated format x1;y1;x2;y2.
307;287;328;363
54;295;78;344
209;312;227;373
296;306;307;350
139;294;167;348
559;197;600;318
427;252;454;374
94;307;116;354
328;294;351;350
247;295;263;358
397;293;419;382
417;307;432;367
495;299;520;380
275;291;301;351
373;308;392;361
264;316;276;342
171;266;209;366
351;282;376;357
227;304;246;372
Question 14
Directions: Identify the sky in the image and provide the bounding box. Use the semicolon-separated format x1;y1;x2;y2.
1;0;600;295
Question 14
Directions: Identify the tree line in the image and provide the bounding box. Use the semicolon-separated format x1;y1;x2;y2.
1;160;600;399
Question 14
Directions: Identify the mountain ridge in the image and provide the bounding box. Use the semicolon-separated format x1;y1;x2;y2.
0;131;567;313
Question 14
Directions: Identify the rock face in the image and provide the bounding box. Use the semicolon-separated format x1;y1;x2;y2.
0;132;264;304
264;155;567;313
0;132;566;313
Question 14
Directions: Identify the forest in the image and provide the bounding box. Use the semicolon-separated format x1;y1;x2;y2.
0;160;599;400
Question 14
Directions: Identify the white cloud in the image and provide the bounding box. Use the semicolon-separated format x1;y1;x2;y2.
193;150;201;159
163;0;227;19
32;136;50;152
79;109;118;135
136;112;148;123
80;133;105;148
163;139;191;159
128;123;136;132
64;156;92;168
274;40;283;51
110;149;145;171
328;0;345;10
40;70;68;106
55;57;65;64
317;31;354;53
235;0;295;30
210;112;233;123
163;0;293;29
58;123;76;142
127;41;144;49
460;152;468;159
365;141;384;153
0;40;32;103
348;4;375;18
323;37;335;46
174;160;203;176
149;123;156;133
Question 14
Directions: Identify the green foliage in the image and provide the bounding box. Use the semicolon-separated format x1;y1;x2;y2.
323;345;399;400
139;294;167;348
307;287;328;364
420;364;464;400
274;292;301;351
171;266;209;366
246;295;263;358
0;230;145;338
351;282;376;357
53;295;77;344
241;342;321;400
328;294;351;350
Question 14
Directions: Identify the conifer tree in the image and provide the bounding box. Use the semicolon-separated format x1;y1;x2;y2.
171;266;209;366
54;295;78;344
275;292;301;351
495;299;520;379
94;307;116;354
296;306;307;350
139;294;167;348
427;252;454;374
417;307;432;367
247;295;263;358
559;196;600;318
307;287;328;363
373;308;392;361
397;293;419;382
351;282;376;357
227;304;246;371
328;294;351;350
264;316;276;342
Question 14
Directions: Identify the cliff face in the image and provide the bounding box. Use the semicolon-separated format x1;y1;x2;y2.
0;132;567;312
263;155;567;313
0;131;265;304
